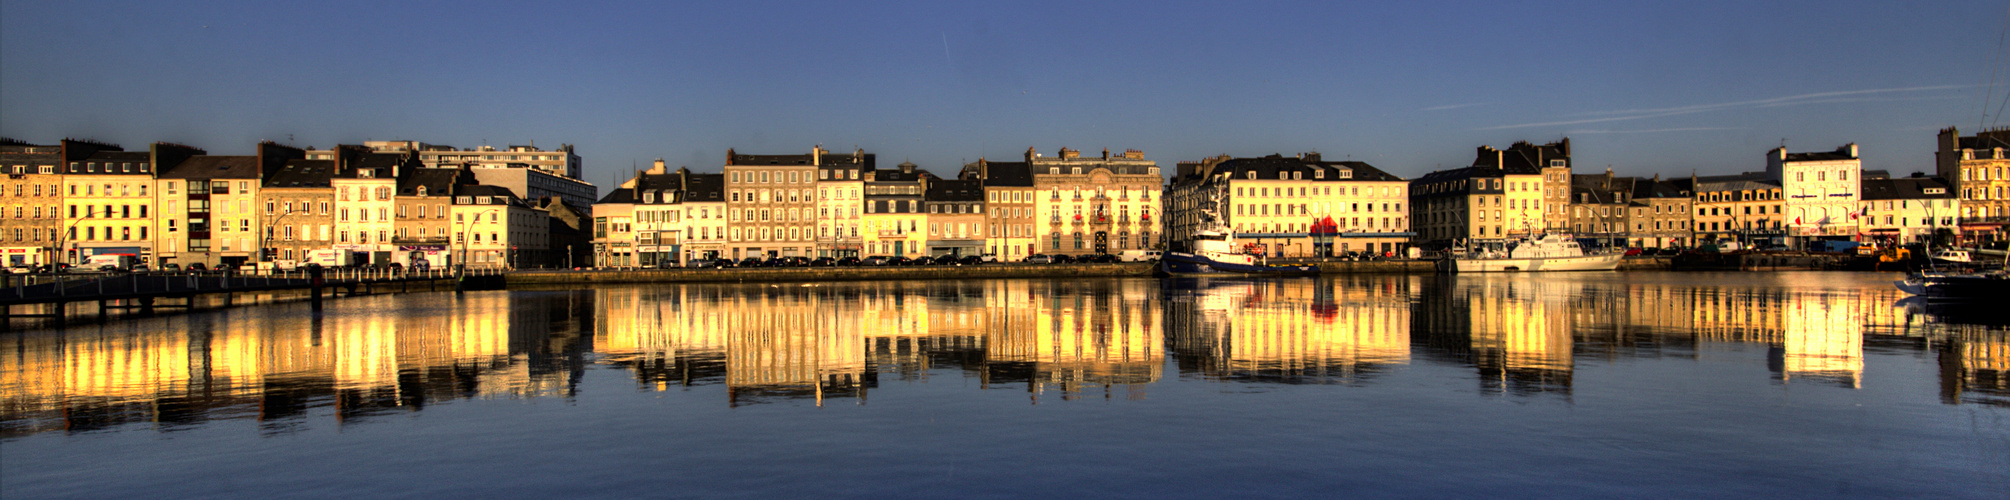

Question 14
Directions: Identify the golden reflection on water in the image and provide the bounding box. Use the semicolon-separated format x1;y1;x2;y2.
3;275;2006;437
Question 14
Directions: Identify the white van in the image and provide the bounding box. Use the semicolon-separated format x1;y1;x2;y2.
1117;250;1162;262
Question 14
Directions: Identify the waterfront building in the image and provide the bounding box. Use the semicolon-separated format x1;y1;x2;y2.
1409;152;1544;247
1471;140;1575;233
331;146;411;266
450;184;545;268
1168;153;1409;257
924;178;985;257
1769;144;1863;247
815;148;870;258
969;160;1037;260
862;160;928;258
1857;174;1960;244
723;148;820;259
1029;147;1162;257
392;168;465;268
366;140;597;211
1680;173;1785;246
156;149;270;269
1566;171;1693;248
675;170;728;264
258;153;337;265
536;195;594;268
591;161;667;267
1934;127;2010;244
0;138;64;267
60;140;157;263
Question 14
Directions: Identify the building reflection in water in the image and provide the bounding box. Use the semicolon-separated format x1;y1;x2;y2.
1165;276;1412;385
0;292;590;437
594;279;1164;405
7;275;2007;438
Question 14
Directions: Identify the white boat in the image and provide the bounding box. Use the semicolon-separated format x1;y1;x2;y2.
1446;234;1622;273
1930;249;1972;264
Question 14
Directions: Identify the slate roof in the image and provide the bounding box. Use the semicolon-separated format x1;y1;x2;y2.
159;155;259;179
979;161;1034;187
730;153;817;166
926;179;985;202
684;173;726;203
396;168;462;196
75;151;153;175
1861;177;1956;201
266;159;336;188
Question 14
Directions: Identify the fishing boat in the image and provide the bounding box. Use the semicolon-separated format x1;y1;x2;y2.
1162;228;1318;276
1160;182;1317;276
1444;233;1623;273
1893;270;2010;301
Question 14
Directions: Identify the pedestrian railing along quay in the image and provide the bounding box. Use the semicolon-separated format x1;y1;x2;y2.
0;267;507;308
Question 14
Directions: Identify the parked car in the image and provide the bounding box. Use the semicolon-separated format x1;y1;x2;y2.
1053;254;1078;264
887;256;915;266
862;256;892;266
978;253;998;263
737;257;767;268
188;263;209;272
810;257;836;267
686;258;722;269
1025;254;1056;264
1086;254;1119;264
1623;247;1644;256
157;263;182;273
835;256;861;266
7;265;31;274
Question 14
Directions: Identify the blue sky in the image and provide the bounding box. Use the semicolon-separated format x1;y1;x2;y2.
3;0;2004;190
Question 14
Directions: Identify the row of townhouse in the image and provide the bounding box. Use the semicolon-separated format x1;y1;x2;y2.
592;147;1167;266
0;138;592;269
1404;138;1992;251
1164;153;1412;258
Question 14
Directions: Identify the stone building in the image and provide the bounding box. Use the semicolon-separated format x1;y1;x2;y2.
258;143;335;265
451;185;545;269
393;168;466;269
1029;147;1162;257
815;148;871;258
968;160;1036;260
924;178;985;258
1679;173;1785;246
1769;144;1863;247
60;140;158;264
1857;175;1960;244
862;161;928;258
364;140;596;211
723;148;820;259
1167;153;1410;257
1409;163;1542;246
1934;127;2010;244
0;138;64;267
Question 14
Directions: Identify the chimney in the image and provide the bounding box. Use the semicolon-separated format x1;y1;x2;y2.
650;158;666;174
1846;143;1859;158
725;148;736;166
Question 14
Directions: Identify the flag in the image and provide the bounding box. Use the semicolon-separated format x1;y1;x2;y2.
1794;216;1802;225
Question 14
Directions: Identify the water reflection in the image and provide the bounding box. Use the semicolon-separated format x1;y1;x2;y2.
4;274;2007;437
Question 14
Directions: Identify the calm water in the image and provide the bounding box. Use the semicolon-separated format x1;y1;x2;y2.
2;273;2006;498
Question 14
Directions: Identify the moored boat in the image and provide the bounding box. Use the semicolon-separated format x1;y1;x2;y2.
1445;233;1622;273
1894;270;2010;301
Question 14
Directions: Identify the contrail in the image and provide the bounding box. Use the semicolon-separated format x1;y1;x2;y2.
941;32;952;66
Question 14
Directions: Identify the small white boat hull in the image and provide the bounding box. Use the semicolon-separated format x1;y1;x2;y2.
1451;253;1623;272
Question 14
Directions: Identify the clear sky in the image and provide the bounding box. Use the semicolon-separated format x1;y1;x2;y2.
4;0;2005;191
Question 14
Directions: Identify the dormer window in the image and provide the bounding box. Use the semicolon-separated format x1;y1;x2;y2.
1550;159;1565;168
1315;170;1325;179
456;196;472;204
643;192;655;203
416;186;428;196
1925;188;1946;195
1246;171;1256;180
1339;171;1352;179
360;169;374;178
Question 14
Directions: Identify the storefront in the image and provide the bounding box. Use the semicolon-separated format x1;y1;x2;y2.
398;245;449;270
1;246;46;267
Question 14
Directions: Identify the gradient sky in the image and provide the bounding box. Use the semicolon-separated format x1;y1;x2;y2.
4;0;2007;191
